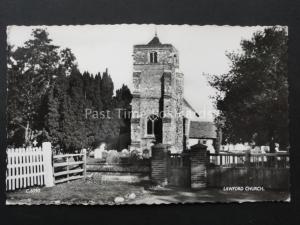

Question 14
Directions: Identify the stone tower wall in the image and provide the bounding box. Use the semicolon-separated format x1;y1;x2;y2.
131;43;184;153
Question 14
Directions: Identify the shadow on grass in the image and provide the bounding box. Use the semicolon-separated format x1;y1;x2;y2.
6;178;290;204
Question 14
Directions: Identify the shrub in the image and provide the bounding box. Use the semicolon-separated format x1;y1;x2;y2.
142;149;150;159
102;150;108;160
128;150;141;163
106;150;120;164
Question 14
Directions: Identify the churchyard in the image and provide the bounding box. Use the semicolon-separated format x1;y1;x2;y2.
6;177;289;205
5;26;289;204
6;142;290;204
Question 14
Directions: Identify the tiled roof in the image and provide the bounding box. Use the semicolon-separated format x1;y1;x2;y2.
148;36;162;45
189;121;217;139
134;35;173;48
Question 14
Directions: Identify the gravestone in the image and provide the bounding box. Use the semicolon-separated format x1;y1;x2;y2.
94;143;107;159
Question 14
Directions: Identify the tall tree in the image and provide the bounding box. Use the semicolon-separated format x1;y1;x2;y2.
7;28;130;152
208;27;288;152
7;29;78;147
7;29;60;146
101;69;114;110
113;85;133;149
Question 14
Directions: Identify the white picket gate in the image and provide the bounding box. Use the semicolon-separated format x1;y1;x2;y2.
6;142;54;191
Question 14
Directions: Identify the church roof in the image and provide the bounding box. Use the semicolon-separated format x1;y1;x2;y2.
183;98;197;114
189;121;217;139
134;35;173;48
147;36;162;45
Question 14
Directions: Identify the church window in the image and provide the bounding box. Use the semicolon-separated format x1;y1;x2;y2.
150;51;158;63
147;118;154;135
147;115;158;135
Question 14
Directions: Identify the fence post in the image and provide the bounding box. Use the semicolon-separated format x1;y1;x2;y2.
206;150;210;166
245;150;251;167
151;143;169;186
42;142;54;187
190;143;208;189
82;149;87;179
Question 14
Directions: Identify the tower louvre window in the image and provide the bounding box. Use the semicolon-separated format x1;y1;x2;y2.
150;51;158;63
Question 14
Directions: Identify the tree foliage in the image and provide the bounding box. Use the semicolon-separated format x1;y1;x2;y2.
208;27;288;152
7;28;132;152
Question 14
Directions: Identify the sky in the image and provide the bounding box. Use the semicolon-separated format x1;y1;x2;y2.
7;24;268;121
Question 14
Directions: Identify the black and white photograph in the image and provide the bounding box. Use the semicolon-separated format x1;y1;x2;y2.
5;24;289;205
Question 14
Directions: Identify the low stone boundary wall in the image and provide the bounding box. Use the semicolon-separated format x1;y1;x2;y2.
88;172;150;183
86;160;150;183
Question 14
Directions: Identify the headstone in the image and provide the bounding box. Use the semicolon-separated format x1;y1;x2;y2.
121;149;130;157
94;143;107;159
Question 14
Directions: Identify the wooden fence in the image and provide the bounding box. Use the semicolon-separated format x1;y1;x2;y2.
207;152;290;189
208;152;289;168
6;142;53;191
53;149;86;184
6;142;87;191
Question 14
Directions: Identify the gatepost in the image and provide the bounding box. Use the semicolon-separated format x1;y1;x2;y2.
190;143;208;189
151;143;169;186
42;142;54;187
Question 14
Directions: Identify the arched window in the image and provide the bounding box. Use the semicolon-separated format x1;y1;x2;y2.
150;52;158;63
147;118;154;135
146;115;162;142
173;54;177;64
147;115;157;135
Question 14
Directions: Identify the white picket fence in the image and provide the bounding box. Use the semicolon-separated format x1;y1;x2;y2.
6;142;54;191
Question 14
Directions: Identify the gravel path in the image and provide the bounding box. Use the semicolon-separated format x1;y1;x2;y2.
130;187;290;204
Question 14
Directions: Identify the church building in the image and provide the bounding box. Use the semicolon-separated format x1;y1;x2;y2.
130;34;207;153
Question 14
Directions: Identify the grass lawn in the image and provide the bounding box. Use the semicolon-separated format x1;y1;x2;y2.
133;186;290;204
6;178;290;205
6;178;148;205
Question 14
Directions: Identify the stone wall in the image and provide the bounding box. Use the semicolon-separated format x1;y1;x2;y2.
86;160;150;183
131;41;184;153
133;46;179;68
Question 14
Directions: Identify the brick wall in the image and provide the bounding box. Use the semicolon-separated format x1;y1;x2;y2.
151;144;169;186
190;143;208;189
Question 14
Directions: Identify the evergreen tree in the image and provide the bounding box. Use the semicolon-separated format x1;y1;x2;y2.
7;28;132;152
114;85;133;149
101;69;114;110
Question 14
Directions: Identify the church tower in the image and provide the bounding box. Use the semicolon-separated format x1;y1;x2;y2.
130;34;184;153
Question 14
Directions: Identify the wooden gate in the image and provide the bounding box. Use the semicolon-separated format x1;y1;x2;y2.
168;153;191;187
53;150;87;184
